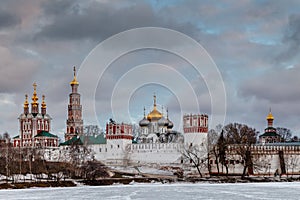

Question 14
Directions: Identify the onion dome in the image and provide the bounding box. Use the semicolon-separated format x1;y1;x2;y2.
158;117;169;126
167;119;174;129
23;94;29;108
139;118;150;127
41;95;46;109
266;111;274;120
139;107;150;127
19;113;26;119
266;108;275;128
166;108;173;129
31;82;38;106
147;94;162;121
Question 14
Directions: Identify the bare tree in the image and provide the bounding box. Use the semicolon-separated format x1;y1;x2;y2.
181;144;208;177
252;154;272;177
223;123;258;179
207;125;222;175
217;130;229;176
284;155;299;177
276;127;292;142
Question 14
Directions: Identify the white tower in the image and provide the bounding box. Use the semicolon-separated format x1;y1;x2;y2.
183;114;208;147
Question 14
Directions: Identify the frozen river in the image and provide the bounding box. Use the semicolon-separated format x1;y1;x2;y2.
0;182;300;200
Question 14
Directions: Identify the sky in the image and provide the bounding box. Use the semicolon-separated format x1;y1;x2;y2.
1;0;300;140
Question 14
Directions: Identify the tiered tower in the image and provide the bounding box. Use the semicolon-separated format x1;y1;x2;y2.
65;67;83;141
13;83;58;148
259;109;281;143
183;114;208;147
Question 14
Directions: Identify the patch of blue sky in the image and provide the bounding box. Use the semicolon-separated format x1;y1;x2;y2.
145;0;184;10
249;37;280;46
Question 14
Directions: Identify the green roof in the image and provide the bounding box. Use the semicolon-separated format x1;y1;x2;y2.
259;132;280;137
60;134;106;146
13;135;19;139
35;131;58;138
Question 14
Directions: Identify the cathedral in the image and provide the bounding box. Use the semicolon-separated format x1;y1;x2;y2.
138;95;183;144
13;83;58;148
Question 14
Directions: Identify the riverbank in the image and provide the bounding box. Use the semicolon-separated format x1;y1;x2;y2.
79;175;300;186
0;181;76;189
1;174;300;189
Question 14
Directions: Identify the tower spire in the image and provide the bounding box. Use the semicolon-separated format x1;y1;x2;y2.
31;82;39;114
166;107;169;119
31;82;38;103
153;93;157;109
266;108;274;127
24;94;29;114
143;106;146;118
41;95;47;115
70;66;79;85
41;95;46;108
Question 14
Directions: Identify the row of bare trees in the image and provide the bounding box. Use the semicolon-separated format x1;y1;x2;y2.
181;123;298;179
0;132;109;181
182;123;258;179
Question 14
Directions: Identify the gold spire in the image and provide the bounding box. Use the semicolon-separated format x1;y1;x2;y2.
266;108;274;120
23;94;29;108
41;95;46;109
153;93;157;108
166;107;169;119
31;82;38;106
70;66;79;85
147;94;162;121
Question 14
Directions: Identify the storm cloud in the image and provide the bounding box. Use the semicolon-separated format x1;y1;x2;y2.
1;0;300;139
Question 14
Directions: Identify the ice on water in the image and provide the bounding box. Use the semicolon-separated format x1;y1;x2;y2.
0;182;300;200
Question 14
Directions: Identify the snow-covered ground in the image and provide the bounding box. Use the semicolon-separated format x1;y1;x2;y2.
1;182;300;200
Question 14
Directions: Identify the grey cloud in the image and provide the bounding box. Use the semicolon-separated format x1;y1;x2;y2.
277;14;300;63
0;9;21;29
35;1;199;42
239;66;300;104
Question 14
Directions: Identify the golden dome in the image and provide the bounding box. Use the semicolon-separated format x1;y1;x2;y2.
70;66;79;85
266;109;274;120
41;95;46;109
23;94;29;108
147;108;162;121
31;82;38;105
146;94;162;121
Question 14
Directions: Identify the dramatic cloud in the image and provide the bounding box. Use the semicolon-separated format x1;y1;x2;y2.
1;0;300;139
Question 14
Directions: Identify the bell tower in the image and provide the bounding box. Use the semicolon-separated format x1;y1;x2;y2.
65;66;84;141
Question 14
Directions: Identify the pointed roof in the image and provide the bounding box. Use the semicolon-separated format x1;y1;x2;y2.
266;108;274;120
147;94;162;121
31;82;39;105
41;95;46;109
35;131;58;138
60;135;106;146
23;94;29;108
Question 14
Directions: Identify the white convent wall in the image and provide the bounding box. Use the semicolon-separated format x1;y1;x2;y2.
128;143;182;164
184;133;207;147
90;143;182;166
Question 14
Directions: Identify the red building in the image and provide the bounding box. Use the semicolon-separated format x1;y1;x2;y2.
13;83;58;148
65;67;84;141
106;119;133;140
